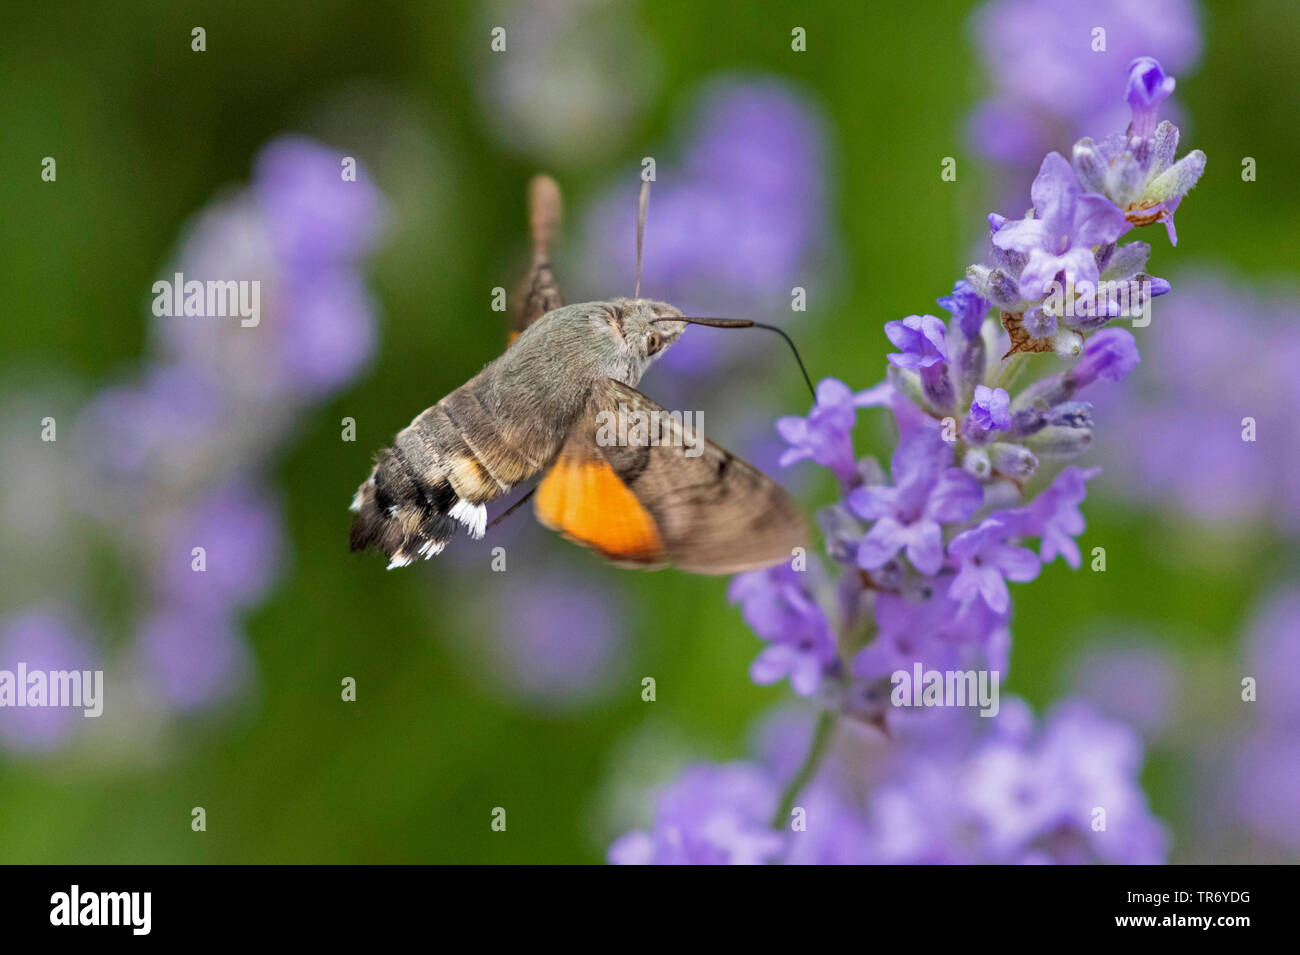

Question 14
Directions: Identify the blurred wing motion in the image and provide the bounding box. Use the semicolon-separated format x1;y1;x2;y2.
535;379;807;574
508;174;565;347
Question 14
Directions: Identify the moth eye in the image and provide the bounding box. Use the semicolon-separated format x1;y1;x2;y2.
645;332;661;355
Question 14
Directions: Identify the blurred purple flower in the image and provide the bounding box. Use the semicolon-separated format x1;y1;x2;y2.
842;697;1167;864
1188;586;1300;858
966;99;1047;165
76;364;230;491
612;697;1168;864
578;77;834;375
1241;587;1300;728
1229;729;1300;853
253;135;385;268
137;608;251;712
609;763;785;865
275;270;378;396
1097;273;1300;532
959;700;1169;863
0;610;99;754
155;481;284;613
482;571;626;705
1068;643;1180;740
49;133;389;724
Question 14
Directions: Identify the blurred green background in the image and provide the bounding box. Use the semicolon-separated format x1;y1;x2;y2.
1;0;1296;863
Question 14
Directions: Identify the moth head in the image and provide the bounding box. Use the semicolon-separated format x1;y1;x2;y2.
605;297;687;370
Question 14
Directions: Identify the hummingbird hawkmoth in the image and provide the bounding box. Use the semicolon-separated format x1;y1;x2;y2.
348;176;808;574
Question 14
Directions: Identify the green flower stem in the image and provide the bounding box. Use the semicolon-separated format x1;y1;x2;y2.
992;350;1031;391
770;709;838;830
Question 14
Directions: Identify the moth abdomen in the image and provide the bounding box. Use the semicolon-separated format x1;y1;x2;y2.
348;444;463;569
349;379;542;568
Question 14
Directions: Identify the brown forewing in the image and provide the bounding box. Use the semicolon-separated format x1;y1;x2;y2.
564;379;808;574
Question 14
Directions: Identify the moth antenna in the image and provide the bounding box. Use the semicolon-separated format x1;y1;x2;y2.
528;174;562;264
634;178;650;299
659;317;818;401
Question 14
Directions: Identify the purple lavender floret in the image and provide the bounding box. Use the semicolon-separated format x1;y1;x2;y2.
849;431;983;576
939;280;991;394
1125;56;1178;139
776;377;892;489
948;518;1041;614
1022;466;1100;568
1071;327;1141;389
729;564;837;697
966;384;1011;436
854;575;1009;681
938;279;990;340
885;314;949;370
991;152;1128;301
885;314;956;411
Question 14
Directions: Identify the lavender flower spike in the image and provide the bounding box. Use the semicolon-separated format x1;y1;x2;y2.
666;51;1208;857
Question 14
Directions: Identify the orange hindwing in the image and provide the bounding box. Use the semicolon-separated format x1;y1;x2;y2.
534;456;664;565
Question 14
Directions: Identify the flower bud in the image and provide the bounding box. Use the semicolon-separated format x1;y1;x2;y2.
1068;327;1139;389
962;446;993;481
1024;425;1093;459
1046;401;1094;430
990;442;1039;479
